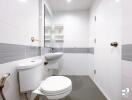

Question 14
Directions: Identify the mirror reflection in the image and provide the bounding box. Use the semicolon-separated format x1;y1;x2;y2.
44;5;64;48
44;0;90;49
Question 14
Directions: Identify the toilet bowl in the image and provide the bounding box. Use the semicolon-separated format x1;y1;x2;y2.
36;76;72;100
17;59;72;100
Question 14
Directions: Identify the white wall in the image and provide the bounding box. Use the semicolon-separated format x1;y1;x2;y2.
122;0;132;44
0;0;40;46
122;0;132;99
89;0;122;100
59;54;94;76
53;10;90;48
0;0;47;100
52;11;95;76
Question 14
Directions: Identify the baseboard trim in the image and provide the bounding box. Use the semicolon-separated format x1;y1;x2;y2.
94;80;111;100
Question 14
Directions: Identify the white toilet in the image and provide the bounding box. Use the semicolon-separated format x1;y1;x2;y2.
37;76;72;99
17;59;72;100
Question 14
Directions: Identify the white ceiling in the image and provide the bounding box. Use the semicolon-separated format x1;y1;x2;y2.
47;0;95;12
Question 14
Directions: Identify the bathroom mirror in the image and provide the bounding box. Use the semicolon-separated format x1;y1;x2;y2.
44;4;52;47
44;2;64;48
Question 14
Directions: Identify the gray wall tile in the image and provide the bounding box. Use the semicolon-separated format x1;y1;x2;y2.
0;43;41;64
40;47;45;55
122;44;132;61
89;48;94;54
0;43;94;64
53;47;94;54
0;43;26;63
26;46;41;58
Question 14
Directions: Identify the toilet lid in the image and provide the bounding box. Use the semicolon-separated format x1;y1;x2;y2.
40;76;72;94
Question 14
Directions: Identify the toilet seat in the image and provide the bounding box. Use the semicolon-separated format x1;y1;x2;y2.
40;76;72;93
37;76;72;99
40;85;72;96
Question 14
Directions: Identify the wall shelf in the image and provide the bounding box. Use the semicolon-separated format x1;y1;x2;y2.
45;25;64;44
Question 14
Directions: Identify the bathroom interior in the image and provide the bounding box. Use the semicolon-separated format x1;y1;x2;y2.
0;0;132;100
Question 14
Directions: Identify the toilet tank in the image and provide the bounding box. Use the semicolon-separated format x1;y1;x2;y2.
17;59;43;93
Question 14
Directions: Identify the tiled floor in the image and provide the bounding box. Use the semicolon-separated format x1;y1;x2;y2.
40;76;107;100
59;76;107;100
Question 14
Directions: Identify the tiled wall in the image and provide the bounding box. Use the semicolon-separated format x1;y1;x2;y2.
0;0;41;99
0;43;41;64
53;11;90;48
122;0;132;99
122;44;132;61
53;47;94;54
122;44;132;99
0;43;94;64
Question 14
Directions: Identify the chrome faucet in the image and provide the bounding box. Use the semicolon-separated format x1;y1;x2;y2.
45;46;55;53
49;47;54;53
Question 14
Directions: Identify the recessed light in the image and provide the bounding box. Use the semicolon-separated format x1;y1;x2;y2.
67;0;72;3
115;0;120;3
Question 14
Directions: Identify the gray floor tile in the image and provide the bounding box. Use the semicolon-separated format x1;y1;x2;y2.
60;76;107;100
39;76;107;100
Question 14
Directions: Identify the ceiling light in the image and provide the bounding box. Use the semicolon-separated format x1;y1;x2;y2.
67;0;72;3
115;0;120;3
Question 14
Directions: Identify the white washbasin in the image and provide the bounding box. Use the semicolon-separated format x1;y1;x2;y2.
45;52;63;61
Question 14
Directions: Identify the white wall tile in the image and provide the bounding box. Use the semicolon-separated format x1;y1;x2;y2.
122;61;132;100
52;11;94;78
122;0;132;99
0;0;40;46
122;0;132;44
0;0;42;99
53;11;90;48
59;54;94;77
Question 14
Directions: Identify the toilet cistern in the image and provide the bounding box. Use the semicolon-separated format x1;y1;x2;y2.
17;59;43;92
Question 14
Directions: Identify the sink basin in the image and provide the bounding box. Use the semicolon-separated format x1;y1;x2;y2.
45;52;63;61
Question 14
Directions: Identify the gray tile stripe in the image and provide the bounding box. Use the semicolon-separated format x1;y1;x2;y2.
0;43;94;64
26;46;41;58
45;40;64;42
0;43;41;64
122;44;132;61
53;48;94;54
